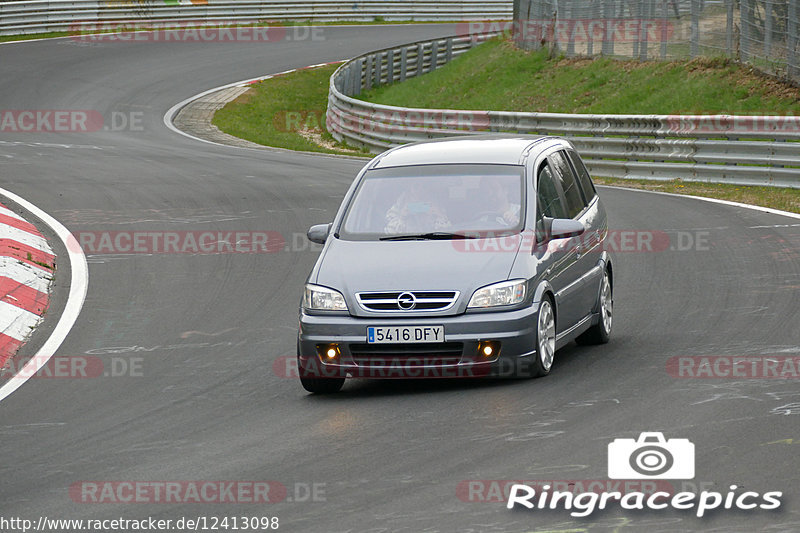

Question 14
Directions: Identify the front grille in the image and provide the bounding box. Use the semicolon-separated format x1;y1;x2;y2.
356;291;459;312
350;342;464;366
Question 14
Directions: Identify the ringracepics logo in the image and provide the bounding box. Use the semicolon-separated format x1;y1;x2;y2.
507;432;783;518
608;432;693;479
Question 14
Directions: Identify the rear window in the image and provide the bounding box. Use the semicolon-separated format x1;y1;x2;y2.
550;151;587;219
566;149;597;202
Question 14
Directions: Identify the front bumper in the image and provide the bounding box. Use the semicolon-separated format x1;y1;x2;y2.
298;305;540;379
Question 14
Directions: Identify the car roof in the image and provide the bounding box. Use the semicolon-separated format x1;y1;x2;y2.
370;135;558;169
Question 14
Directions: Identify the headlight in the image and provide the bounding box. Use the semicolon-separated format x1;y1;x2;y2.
303;284;348;311
468;279;527;309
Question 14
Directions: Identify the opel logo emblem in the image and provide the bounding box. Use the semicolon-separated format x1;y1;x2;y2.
397;292;416;310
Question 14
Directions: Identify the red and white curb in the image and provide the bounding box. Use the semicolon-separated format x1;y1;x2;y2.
0;188;87;403
0;201;55;368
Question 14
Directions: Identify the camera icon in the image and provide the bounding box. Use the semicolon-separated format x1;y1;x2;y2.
608;432;695;479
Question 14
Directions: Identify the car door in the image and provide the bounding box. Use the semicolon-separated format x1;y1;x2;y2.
564;148;607;312
534;161;586;333
548;150;598;325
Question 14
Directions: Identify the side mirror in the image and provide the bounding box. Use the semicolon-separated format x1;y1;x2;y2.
307;223;332;244
549;218;586;240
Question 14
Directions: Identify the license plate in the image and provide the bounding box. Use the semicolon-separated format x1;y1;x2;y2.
367;325;444;344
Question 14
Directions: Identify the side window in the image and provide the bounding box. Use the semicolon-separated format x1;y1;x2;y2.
537;165;567;219
566;149;597;202
550;151;587;219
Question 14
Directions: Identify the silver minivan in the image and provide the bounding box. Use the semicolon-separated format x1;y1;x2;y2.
298;135;613;393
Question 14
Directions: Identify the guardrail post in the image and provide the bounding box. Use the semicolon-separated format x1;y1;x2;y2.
364;55;373;90
374;52;383;87
430;40;440;71
400;46;408;82
354;58;364;95
416;43;425;75
446;37;453;62
388;49;396;84
343;65;350;96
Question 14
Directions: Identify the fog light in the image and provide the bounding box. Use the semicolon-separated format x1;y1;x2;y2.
477;341;500;358
317;343;341;361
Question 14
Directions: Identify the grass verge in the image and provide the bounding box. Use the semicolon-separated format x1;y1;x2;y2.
360;38;800;114
212;64;368;157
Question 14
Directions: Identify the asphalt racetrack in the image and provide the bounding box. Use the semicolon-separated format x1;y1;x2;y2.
1;24;799;532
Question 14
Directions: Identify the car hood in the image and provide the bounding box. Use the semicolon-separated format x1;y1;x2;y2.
313;237;523;317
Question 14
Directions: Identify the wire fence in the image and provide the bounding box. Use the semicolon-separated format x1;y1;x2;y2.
513;0;799;83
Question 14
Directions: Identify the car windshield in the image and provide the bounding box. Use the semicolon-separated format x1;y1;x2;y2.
338;164;525;241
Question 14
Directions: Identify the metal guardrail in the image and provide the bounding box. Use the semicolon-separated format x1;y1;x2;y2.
327;35;800;188
0;0;512;36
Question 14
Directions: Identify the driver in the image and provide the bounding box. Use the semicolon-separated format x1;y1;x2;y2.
481;177;520;227
385;182;451;234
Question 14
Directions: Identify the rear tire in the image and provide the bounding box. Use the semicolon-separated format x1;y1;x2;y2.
576;269;612;345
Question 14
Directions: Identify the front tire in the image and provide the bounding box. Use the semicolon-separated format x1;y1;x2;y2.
299;373;345;394
576;269;612;345
517;297;556;378
298;356;345;393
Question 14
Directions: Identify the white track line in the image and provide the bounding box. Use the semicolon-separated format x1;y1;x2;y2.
0;187;88;403
597;185;800;221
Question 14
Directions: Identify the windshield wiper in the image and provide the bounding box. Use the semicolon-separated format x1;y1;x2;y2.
380;232;475;241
